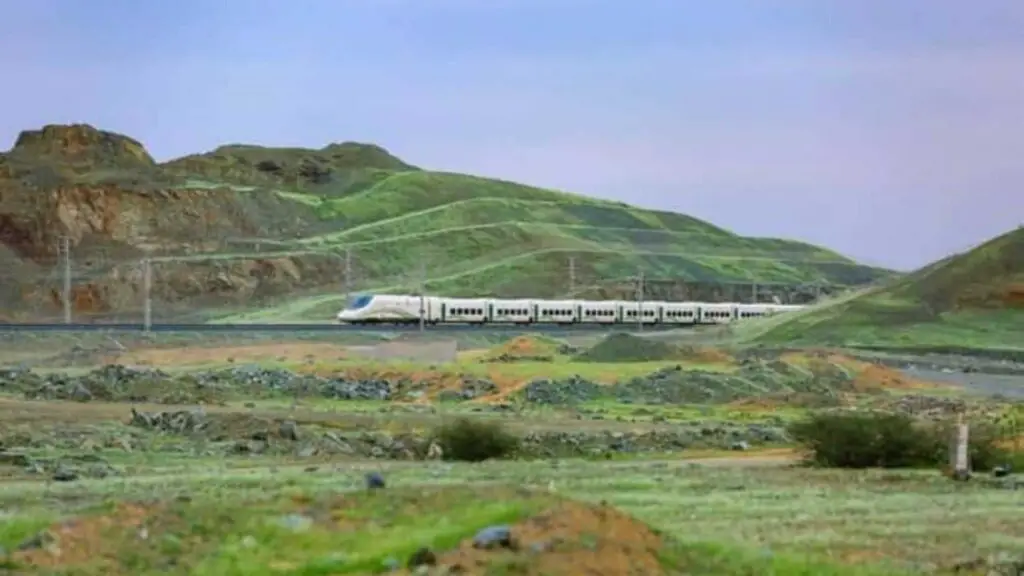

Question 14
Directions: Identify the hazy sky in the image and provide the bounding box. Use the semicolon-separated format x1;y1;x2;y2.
2;0;1022;270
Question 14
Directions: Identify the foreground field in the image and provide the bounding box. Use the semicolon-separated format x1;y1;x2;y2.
1;331;1023;574
1;452;1022;575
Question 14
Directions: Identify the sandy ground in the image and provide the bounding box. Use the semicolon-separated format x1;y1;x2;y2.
102;342;354;366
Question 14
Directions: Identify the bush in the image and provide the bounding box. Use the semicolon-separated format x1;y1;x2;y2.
432;418;520;462
787;411;1013;470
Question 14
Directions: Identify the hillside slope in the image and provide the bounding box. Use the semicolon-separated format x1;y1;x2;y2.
0;123;892;322
742;227;1024;352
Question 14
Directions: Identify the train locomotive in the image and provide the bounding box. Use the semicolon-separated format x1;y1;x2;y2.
335;293;805;326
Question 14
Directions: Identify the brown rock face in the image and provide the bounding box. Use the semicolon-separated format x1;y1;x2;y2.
0;123;348;322
12;124;155;167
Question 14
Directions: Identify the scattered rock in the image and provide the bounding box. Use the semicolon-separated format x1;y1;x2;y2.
52;465;79;482
1;364;402;404
426;442;444;460
17;530;57;552
279;420;300;441
407;546;437;568
0;452;32;467
276;514;312;532
472;525;514;550
365;471;386;490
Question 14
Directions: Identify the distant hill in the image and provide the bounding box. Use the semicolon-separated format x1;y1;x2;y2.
742;227;1024;353
0;123;892;322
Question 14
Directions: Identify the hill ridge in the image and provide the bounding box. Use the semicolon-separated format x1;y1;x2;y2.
0;123;893;322
740;227;1024;353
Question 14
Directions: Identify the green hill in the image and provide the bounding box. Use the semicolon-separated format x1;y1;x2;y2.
0;124;892;322
740;227;1024;354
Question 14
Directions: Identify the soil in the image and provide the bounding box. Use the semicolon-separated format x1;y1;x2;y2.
480;335;561;362
9;487;674;576
15;503;161;569
102;343;352;366
781;352;946;392
412;499;668;576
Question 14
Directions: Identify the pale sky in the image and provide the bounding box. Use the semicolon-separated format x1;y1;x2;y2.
2;0;1022;270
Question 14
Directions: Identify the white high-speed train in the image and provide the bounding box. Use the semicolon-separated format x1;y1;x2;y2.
335;293;805;326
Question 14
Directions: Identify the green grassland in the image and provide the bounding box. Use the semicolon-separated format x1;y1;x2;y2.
158;139;892;316
190;171;891;322
1;329;1023;573
1;453;1019;575
2;125;895;323
729;227;1024;355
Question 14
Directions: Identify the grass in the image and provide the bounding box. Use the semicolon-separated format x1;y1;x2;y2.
1;327;1022;573
725;228;1024;355
4;123;898;323
2;456;1019;574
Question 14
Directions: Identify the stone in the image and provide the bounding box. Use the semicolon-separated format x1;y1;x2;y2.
407;546;437;568
365;471;386;490
472;525;513;549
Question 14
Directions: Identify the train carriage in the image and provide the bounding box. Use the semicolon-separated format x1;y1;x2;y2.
619;301;663;324
438;298;490;324
489;298;534;324
662;301;700;325
699;302;738;324
534;299;580;324
578;300;620;324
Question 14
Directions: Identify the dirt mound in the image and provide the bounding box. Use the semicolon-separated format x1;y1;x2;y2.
13;502;162;570
408;499;667;575
480;335;564;363
8;488;671;576
676;345;734;364
573;333;679;363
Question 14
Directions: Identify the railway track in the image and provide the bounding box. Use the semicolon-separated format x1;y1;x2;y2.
0;322;690;333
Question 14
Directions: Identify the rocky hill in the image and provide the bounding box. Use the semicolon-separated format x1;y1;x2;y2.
744;227;1024;353
0;124;893;322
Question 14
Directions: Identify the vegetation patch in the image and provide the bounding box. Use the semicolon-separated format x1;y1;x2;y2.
788;411;1021;471
479;334;567;363
432;418;521;462
745;228;1024;353
573;333;682;363
3;486;698;576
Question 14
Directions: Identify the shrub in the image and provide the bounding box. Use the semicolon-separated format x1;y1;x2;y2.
432;418;520;462
787;411;1013;470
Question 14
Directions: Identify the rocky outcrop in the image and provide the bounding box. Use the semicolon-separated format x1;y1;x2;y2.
0;124;362;320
